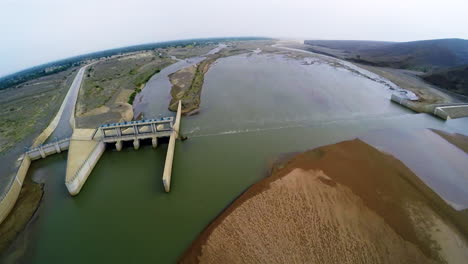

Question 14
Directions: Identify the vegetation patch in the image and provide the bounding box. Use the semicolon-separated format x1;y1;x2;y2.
423;66;468;96
128;68;161;104
0;68;78;154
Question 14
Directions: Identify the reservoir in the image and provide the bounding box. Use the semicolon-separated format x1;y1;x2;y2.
2;51;468;263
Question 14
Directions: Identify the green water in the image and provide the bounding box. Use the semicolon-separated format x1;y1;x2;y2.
2;53;468;263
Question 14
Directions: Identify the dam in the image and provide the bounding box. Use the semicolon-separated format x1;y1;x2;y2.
65;103;180;196
99;116;174;150
0;101;182;224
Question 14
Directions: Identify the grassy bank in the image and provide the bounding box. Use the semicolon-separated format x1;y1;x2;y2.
0;68;78;153
169;58;216;114
76;51;175;128
128;68;161;104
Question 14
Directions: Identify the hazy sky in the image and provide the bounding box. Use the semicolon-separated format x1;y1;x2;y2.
1;0;467;77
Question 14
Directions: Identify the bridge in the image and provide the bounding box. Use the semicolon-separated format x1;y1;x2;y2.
25;117;177;161
98;117;174;150
26;137;71;160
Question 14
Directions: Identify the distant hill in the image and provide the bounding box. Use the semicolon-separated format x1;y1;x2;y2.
304;39;468;71
304;40;394;52
423;65;468;96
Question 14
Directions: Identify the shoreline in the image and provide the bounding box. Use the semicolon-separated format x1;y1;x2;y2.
168;41;278;115
180;138;468;263
169;58;217;115
0;176;44;254
75;55;175;128
431;129;468;153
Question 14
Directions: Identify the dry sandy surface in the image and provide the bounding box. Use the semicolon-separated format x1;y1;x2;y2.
181;139;468;264
169;65;197;114
431;129;468;153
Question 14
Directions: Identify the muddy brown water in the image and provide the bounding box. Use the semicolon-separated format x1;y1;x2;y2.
2;51;468;263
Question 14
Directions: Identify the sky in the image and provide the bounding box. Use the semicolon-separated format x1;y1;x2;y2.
1;0;468;77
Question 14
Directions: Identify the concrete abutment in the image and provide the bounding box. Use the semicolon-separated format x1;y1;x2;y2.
133;139;140;150
116;141;122;151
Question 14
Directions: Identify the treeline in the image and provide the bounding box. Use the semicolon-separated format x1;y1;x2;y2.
0;37;270;90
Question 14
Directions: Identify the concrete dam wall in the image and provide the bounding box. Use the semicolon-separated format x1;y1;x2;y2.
0;156;31;224
65;141;105;196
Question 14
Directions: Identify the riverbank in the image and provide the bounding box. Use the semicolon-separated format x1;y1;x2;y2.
0;67;79;154
168;41;277;115
76;52;175;128
356;64;463;112
169;58;216;114
0;175;43;254
181;139;468;264
278;41;467;112
431;129;468;153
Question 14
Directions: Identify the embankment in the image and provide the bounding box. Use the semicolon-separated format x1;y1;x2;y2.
0;155;44;255
180;139;468;264
32;65;87;146
65;130;105;196
31;80;71;146
0;163;43;253
0;157;31;225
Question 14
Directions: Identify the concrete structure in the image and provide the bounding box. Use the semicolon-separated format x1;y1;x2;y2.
0;156;31;224
1;109;182;225
26;138;71;160
1;138;72;224
98;117;174;150
433;105;468;120
31;65;89;147
64;109;181;196
162;101;182;192
65;129;104;196
391;94;468;120
65;141;105;196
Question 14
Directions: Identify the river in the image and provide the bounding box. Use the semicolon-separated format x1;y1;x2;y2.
2;46;468;263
